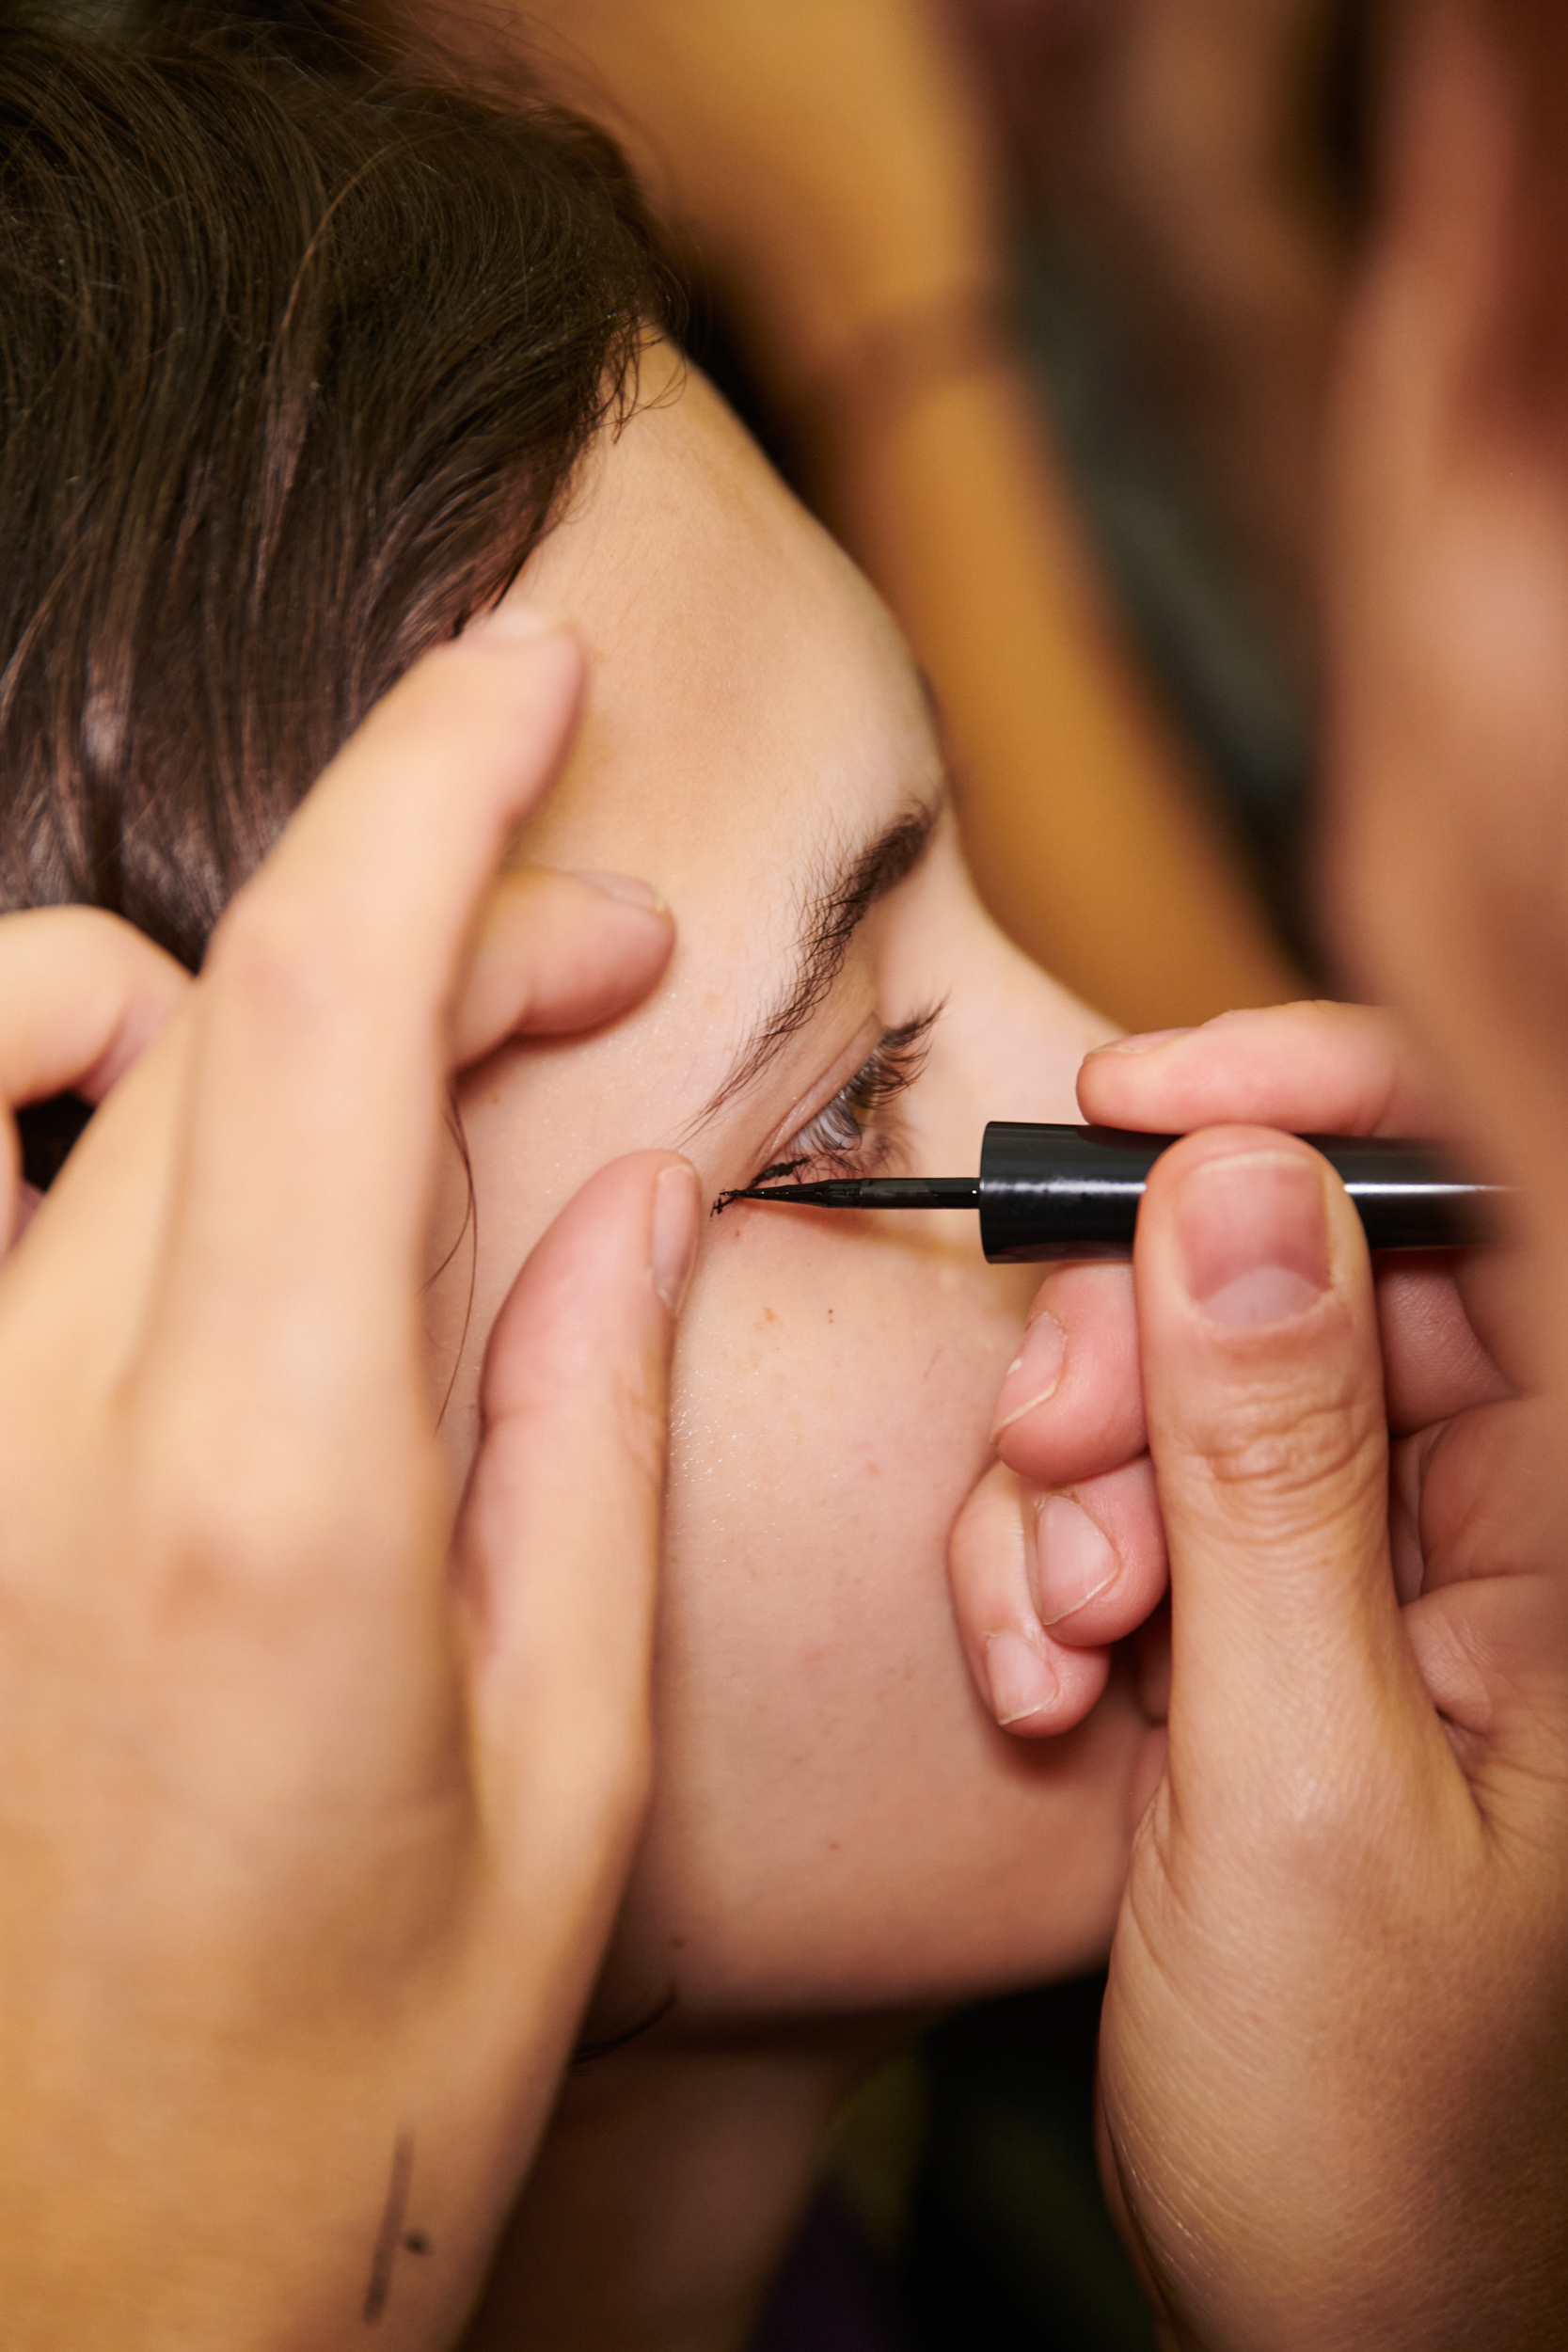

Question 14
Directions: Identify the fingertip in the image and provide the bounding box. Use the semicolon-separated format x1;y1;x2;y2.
651;1157;701;1317
1031;1489;1120;1629
990;1304;1066;1438
1172;1146;1333;1328
1025;1460;1168;1648
1085;1026;1196;1061
549;1146;702;1323
571;870;671;919
983;1628;1055;1726
951;1460;1122;1737
480;1149;685;1376
983;1629;1111;1737
1080;1000;1424;1139
1131;1126;1400;1748
402;598;582;721
362;603;587;834
451;867;674;1064
991;1261;1146;1486
991;1400;1053;1482
566;872;677;996
1077;1011;1263;1128
468;596;572;645
1077;1024;1199;1123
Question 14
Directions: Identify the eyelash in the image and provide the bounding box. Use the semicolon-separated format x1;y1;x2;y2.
752;1008;941;1185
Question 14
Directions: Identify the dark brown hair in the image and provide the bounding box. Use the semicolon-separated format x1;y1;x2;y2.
0;6;667;967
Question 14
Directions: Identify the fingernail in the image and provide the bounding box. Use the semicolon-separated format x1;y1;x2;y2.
984;1630;1057;1726
1090;1026;1195;1057
651;1162;702;1315
472;597;567;643
991;1308;1066;1436
1177;1151;1330;1327
573;869;669;917
1031;1492;1118;1626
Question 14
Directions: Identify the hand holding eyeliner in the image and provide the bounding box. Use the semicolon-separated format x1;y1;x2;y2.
716;1122;1499;1262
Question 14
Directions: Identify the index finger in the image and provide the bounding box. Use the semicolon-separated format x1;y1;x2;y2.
0;907;189;1244
153;608;588;1401
1078;1002;1449;1139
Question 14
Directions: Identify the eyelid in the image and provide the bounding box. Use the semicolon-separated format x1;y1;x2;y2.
757;1005;942;1184
750;1015;886;1175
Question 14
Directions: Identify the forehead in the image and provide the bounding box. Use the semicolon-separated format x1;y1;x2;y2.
496;353;944;1171
515;362;936;924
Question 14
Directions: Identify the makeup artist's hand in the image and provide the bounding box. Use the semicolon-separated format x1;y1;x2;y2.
0;610;696;2351
949;1001;1513;1735
960;1001;1568;2348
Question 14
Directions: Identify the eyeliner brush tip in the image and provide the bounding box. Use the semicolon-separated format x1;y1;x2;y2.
712;1180;863;1215
713;1175;979;1215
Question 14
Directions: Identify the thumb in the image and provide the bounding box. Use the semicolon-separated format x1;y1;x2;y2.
1134;1129;1443;1817
457;1151;700;1891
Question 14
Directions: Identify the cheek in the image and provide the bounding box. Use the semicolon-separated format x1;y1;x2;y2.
599;1215;1145;2020
670;1219;1005;1652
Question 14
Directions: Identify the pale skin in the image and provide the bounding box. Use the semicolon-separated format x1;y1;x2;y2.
440;358;1151;2028
418;356;1163;2348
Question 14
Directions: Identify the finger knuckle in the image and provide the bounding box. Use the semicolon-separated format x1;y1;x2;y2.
206;885;375;1037
1189;1373;1384;1516
607;1364;667;1492
1264;1760;1376;1879
557;1705;653;1842
1262;1773;1424;1920
132;1400;439;1624
513;1313;669;1492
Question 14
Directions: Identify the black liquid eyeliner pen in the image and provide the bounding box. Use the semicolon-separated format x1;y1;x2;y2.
717;1122;1500;1263
19;1095;1499;1263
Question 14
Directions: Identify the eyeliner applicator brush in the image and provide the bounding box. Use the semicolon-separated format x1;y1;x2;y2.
718;1175;981;1212
713;1121;1498;1263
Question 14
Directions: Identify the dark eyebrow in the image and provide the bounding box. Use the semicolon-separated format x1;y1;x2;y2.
691;795;942;1126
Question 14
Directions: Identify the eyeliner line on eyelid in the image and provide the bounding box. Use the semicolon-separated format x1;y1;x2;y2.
752;1005;942;1185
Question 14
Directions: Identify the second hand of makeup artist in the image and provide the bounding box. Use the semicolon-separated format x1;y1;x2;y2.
0;610;700;2348
951;1001;1568;2350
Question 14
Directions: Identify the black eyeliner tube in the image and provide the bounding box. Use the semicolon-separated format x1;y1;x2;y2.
979;1123;1493;1262
721;1123;1500;1259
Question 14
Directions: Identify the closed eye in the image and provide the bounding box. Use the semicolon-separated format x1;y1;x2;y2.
751;1008;941;1185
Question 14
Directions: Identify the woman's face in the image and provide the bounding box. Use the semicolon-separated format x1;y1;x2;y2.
436;358;1150;2029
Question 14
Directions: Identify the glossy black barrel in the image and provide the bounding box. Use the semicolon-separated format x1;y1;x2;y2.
977;1122;1494;1263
